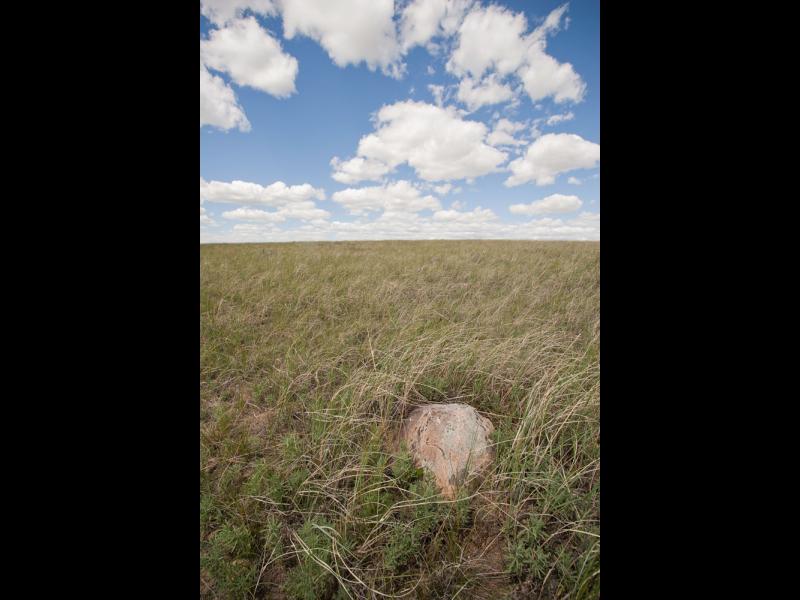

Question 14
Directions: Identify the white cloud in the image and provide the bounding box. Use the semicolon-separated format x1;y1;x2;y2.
433;206;496;223
456;75;515;111
332;180;441;215
447;3;585;106
222;207;286;223
518;40;585;104
200;206;216;226
518;5;584;103
508;211;598;240
279;0;403;77
450;199;465;209
567;176;581;185
200;177;326;205
427;65;436;75
200;63;251;131
330;156;390;184
509;193;582;215
200;0;277;26
532;3;570;39
447;4;529;79
343;100;507;182
399;0;475;52
200;209;599;243
505;133;599;186
434;183;453;195
278;201;331;220
200;17;298;98
399;0;448;51
546;111;575;125
222;202;330;222
233;223;271;233
428;84;446;106
487;118;527;146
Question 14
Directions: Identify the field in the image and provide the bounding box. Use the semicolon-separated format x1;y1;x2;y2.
200;240;600;599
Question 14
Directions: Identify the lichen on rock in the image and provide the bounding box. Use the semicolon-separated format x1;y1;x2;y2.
400;403;495;499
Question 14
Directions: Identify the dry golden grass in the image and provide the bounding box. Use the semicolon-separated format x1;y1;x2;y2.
200;240;599;599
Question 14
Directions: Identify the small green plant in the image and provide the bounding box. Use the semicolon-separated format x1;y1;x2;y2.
285;467;310;507
284;519;336;600
200;493;220;534
243;459;284;502
556;544;577;590
217;462;244;499
408;475;443;532
508;515;549;580
382;473;446;575
391;445;423;490
383;521;418;572
282;432;303;462
417;376;448;401
201;524;258;598
257;514;285;581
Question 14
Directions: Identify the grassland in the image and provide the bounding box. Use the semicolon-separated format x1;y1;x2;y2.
200;240;599;599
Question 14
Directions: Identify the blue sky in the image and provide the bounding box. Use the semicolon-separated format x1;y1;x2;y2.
200;0;599;242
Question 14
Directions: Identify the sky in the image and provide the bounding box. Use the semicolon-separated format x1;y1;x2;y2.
200;0;599;243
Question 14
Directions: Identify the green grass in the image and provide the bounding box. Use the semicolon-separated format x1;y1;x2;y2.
200;240;599;599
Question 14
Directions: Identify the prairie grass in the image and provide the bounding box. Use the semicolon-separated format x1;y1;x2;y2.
200;240;599;599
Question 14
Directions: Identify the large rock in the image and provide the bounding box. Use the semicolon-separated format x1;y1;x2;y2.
400;403;495;499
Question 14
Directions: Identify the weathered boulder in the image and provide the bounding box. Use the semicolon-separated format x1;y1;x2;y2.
400;403;495;499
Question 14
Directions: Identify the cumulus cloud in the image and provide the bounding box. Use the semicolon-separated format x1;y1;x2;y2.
567;176;581;185
510;211;598;240
222;202;330;222
519;4;586;103
531;3;570;39
330;156;391;184
200;0;277;26
433;206;496;223
428;84;447;106
277;201;331;220
200;209;599;243
339;100;507;182
222;207;286;223
447;4;529;78
434;183;453;195
518;42;585;104
200;206;216;226
546;111;575;125
487;118;527;146
279;0;403;77
514;5;585;103
399;0;475;52
456;75;515;111
447;3;585;106
505;133;599;186
200;63;251;131
200;16;298;98
200;177;326;206
509;193;582;215
332;180;441;215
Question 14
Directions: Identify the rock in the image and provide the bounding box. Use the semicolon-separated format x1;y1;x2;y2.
400;403;495;499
